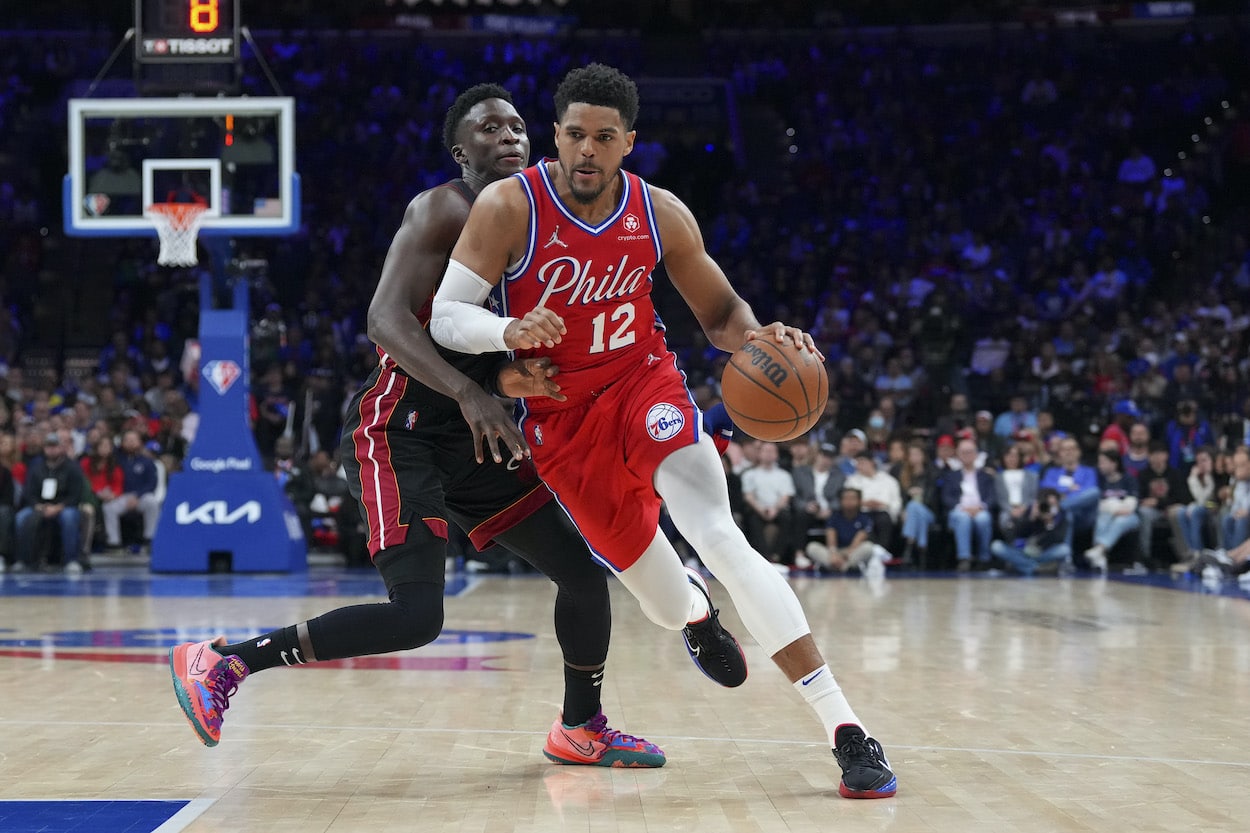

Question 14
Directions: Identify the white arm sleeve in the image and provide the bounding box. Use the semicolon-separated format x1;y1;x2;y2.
430;259;516;354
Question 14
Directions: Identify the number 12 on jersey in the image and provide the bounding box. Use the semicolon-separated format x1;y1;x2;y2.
588;302;636;354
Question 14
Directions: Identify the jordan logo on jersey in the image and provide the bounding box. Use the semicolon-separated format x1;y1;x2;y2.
544;225;568;249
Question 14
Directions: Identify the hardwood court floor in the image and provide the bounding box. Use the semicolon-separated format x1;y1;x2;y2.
1;566;1248;833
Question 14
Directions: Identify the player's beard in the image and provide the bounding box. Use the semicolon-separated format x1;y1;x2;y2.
563;160;611;204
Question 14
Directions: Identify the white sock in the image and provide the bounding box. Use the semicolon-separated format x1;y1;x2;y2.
793;664;864;747
687;579;711;623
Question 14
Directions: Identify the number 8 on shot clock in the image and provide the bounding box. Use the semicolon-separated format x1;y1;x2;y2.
136;0;240;62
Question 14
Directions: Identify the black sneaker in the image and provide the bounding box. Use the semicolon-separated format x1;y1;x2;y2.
833;724;897;798
681;567;748;688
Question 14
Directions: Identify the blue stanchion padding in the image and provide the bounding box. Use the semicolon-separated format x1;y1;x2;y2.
150;279;306;573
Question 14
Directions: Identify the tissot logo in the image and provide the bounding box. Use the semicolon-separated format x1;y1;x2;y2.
143;38;235;56
174;500;262;525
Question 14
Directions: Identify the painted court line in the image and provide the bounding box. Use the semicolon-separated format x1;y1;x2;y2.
152;799;214;833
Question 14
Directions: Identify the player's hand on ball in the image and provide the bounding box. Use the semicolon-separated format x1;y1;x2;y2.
746;322;824;360
496;356;566;401
505;308;566;350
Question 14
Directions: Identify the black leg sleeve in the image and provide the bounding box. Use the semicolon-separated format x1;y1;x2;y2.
492;502;611;669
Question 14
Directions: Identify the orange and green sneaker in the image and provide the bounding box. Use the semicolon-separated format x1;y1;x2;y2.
168;637;250;747
543;711;666;768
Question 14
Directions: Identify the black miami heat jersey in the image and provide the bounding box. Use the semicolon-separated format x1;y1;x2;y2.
375;177;502;402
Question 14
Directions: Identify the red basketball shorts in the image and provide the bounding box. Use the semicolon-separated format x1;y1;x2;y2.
519;352;700;571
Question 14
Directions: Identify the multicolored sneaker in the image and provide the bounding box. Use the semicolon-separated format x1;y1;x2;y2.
833;724;897;799
543;711;666;768
168;637;250;747
682;567;748;687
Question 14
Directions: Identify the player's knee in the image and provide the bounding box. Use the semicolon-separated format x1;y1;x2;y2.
686;518;749;564
390;581;445;649
549;561;609;601
641;596;690;631
402;608;444;649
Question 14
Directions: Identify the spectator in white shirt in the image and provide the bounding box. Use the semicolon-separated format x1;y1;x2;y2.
845;452;902;553
740;442;797;564
995;443;1039;541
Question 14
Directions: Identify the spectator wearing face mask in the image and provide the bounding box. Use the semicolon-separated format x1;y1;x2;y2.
864;410;891;464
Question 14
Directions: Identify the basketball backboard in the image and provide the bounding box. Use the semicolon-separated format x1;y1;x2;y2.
64;96;298;237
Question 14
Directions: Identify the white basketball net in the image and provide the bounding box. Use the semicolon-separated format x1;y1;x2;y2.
145;203;209;267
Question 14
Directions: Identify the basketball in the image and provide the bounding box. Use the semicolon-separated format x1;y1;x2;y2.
720;339;829;442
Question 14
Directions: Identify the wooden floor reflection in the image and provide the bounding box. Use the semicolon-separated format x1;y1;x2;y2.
1;567;1248;832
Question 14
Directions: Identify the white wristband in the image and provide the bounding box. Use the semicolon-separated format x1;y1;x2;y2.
430;259;515;354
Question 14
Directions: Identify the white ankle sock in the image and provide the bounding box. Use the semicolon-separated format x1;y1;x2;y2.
687;588;710;623
793;664;864;747
685;570;712;623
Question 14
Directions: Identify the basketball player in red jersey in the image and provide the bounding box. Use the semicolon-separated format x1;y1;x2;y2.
431;65;896;798
167;84;705;768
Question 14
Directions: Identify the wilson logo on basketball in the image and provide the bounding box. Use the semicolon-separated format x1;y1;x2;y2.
740;342;789;387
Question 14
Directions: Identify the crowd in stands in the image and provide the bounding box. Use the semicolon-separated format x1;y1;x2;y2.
724;415;1250;581
1;19;1249;579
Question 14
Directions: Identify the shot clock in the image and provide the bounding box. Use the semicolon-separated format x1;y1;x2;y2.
135;0;240;63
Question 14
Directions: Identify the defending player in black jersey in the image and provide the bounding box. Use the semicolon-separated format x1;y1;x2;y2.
166;84;740;767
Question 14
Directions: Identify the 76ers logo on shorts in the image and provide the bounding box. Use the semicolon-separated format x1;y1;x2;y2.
646;402;685;442
203;360;241;395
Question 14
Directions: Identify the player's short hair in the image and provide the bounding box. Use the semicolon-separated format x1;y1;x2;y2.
554;63;639;130
443;83;514;152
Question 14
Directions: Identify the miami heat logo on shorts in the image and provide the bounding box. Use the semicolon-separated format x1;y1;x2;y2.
645;403;685;441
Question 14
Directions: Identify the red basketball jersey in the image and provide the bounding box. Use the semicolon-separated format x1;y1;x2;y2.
501;161;667;411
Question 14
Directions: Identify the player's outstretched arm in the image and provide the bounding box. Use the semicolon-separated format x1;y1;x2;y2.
367;188;526;464
432;180;567;353
651;187;820;357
